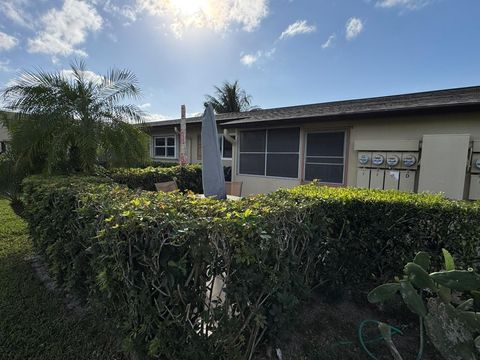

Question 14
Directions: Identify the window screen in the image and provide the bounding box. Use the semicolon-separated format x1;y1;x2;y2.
239;128;300;178
304;132;345;184
240;130;266;152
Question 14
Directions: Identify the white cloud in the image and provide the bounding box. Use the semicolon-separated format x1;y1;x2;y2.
136;0;268;37
60;69;104;84
0;32;18;51
321;33;335;49
139;102;152;109
145;113;170;122
240;48;275;67
345;17;363;40
104;0;138;24
0;0;33;28
0;59;14;72
27;0;103;57
376;0;430;10
240;53;259;66
279;20;316;40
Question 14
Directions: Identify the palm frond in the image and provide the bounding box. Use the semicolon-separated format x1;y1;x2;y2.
2;61;148;173
204;80;255;113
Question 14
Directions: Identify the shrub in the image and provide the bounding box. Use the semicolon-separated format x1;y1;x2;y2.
109;165;232;193
0;152;25;202
22;178;480;359
108;164;203;192
368;249;480;360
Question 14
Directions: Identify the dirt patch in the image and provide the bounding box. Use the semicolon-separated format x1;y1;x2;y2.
257;294;443;360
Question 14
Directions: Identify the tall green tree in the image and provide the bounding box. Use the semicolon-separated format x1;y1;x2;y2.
1;61;149;174
205;80;256;113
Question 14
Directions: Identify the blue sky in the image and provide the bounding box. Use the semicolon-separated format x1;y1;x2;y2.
0;0;479;120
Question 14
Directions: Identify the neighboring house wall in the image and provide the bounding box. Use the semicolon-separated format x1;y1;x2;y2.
0;124;11;154
230;111;480;197
0;124;10;142
148;124;233;167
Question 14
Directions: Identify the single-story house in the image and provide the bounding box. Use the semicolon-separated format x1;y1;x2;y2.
0;112;11;154
145;86;480;200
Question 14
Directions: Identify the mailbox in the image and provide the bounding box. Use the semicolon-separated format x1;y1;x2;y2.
370;169;385;189
399;171;415;192
469;174;480;200
356;169;371;188
384;170;400;190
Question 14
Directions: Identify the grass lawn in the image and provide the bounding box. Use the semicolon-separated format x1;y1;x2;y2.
0;199;126;360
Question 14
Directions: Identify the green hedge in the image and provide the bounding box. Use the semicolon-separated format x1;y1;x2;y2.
109;165;232;192
108;164;203;192
22;177;480;359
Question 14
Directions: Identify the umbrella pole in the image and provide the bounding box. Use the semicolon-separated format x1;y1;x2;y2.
179;104;188;166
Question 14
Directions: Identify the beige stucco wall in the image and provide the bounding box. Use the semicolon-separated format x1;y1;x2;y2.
230;111;480;197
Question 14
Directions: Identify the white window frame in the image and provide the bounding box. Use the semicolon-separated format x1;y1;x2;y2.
303;130;347;185
238;127;301;180
218;135;233;160
153;135;177;159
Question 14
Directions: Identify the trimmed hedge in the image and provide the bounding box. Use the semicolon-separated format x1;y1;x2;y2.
109;165;232;192
22;177;480;359
109;164;203;192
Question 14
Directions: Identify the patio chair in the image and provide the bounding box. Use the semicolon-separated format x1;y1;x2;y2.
225;181;243;197
155;180;178;193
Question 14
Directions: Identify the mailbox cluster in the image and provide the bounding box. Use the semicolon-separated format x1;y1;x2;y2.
356;151;419;192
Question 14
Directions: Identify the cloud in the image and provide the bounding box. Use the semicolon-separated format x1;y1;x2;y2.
321;33;335;49
279;20;316;40
240;48;275;67
375;0;430;10
27;0;103;57
145;112;170;122
345;17;363;40
0;0;33;28
104;0;138;24
0;59;14;72
139;102;152;110
240;53;259;67
59;69;104;84
136;0;269;37
0;32;18;51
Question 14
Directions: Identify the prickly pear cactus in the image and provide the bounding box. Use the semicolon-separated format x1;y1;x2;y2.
424;298;476;360
368;249;480;360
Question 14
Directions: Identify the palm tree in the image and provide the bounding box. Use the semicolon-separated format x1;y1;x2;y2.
205;80;256;113
1;61;149;174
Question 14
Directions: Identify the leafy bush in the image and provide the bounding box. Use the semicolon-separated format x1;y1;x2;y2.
369;249;480;360
109;165;232;193
0;152;25;202
260;185;480;291
22;178;480;359
108;164;203;192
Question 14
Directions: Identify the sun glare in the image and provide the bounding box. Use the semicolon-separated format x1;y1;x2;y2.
171;0;206;16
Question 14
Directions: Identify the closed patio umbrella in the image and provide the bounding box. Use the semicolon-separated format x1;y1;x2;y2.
201;104;226;199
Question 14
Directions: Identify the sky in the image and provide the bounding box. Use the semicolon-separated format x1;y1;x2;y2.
0;0;479;120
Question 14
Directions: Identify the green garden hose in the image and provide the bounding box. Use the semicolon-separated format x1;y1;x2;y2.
333;318;424;360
